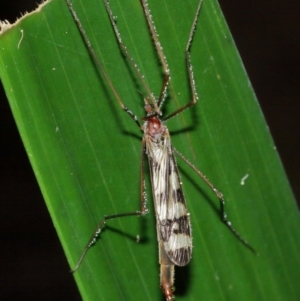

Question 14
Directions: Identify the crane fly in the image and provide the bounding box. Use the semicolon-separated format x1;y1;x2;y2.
65;0;255;299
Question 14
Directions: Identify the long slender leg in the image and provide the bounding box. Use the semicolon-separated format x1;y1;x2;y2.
163;0;203;122
65;0;141;128
103;0;160;114
173;147;256;254
71;140;149;272
140;138;148;213
139;0;170;110
71;211;143;273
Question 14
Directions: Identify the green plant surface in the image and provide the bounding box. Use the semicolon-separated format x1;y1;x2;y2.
1;0;300;300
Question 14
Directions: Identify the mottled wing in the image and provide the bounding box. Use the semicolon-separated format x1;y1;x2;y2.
161;149;192;266
148;136;192;266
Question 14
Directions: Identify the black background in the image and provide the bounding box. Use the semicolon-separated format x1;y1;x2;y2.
1;0;299;300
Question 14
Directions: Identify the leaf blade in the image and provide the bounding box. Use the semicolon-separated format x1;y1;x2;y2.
1;0;300;300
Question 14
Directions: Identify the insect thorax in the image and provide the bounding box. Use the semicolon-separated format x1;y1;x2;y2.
143;116;171;157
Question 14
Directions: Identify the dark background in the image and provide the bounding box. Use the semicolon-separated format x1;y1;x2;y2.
1;0;299;300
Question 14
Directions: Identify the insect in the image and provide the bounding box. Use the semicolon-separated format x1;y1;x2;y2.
65;0;255;299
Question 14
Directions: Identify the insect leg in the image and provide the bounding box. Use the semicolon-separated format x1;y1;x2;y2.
140;138;148;213
163;0;203;122
173;147;256;254
139;0;170;110
103;0;159;113
71;139;149;272
71;210;144;273
65;0;141;128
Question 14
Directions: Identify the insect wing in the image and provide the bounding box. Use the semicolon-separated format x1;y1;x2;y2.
147;133;192;266
163;150;192;266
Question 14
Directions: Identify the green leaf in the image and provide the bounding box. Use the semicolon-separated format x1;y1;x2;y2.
1;0;300;300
